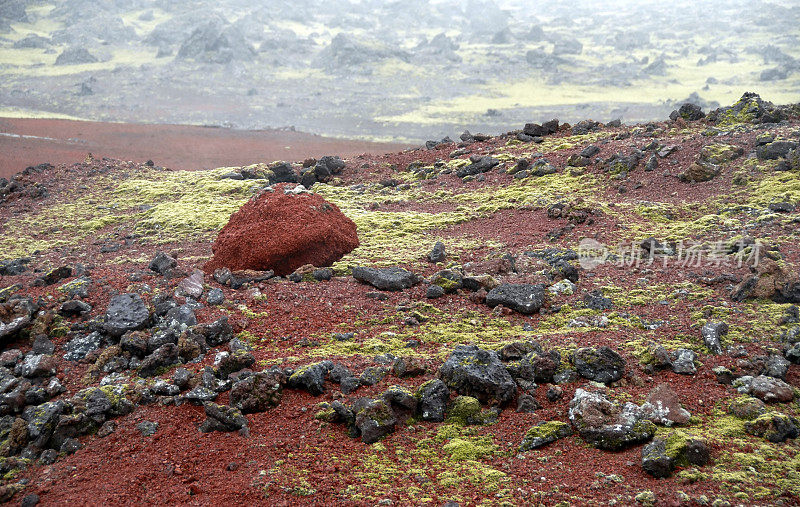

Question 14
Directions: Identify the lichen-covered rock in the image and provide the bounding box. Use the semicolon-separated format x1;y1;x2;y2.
205;186;358;276
230;371;283;413
439;345;516;405
430;269;463;294
22;400;66;449
352;266;421;291
485;284;545;314
572;346;625;384
744;412;799;443
640;384;691;426
519;421;572;450
382;385;417;415
359;366;388;386
446;396;487;425
568;389;656;450
701;322;727;355
415;379;450;422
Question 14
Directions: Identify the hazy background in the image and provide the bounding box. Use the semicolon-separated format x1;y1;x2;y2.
0;0;798;142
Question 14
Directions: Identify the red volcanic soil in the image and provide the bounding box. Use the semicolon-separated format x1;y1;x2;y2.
2;102;800;506
0;117;411;179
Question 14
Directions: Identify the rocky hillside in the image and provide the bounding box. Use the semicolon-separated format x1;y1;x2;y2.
0;93;800;505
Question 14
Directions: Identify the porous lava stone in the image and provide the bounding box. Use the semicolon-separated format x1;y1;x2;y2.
205;185;358;276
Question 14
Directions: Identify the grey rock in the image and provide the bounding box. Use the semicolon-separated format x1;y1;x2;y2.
184;386;218;405
757;140;798;160
701;322;727;355
139;343;179;377
764;354;790;380
164;304;197;328
352;266;421;291
641;438;674;478
486;284;546;314
568;389;656;450
206;288;225;305
32;336;54;355
59;300;91;317
105;293;150;337
748;375;795;403
199;402;248;433
428;241;447;263
120;332;148;358
63;332;103;361
583;290;613;310
671;349;697;375
176;269;204;299
426;285;445;299
216;350;255;378
16;354;56;378
149;251;177;275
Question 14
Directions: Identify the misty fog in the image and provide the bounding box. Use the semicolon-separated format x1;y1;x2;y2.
1;0;798;141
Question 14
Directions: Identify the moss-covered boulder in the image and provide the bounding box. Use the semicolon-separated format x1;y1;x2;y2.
744;412;800;442
519;421;572;451
728;396;767;420
641;432;710;478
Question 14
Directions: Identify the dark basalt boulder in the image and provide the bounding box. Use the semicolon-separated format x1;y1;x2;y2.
486;284;545;315
104;294;150;337
572;346;626;384
439;345;516;405
352;266;421;291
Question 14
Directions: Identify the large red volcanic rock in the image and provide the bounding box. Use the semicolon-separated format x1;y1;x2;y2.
204;185;358;276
